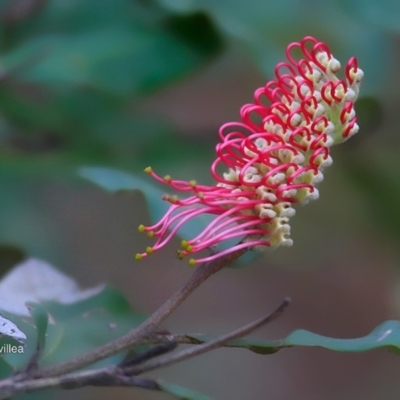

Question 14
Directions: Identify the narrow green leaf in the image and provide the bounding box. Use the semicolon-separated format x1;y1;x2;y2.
189;320;400;354
21;302;49;371
26;302;48;355
283;320;400;353
158;380;213;400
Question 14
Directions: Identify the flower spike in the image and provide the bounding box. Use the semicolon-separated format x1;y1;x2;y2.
136;36;364;265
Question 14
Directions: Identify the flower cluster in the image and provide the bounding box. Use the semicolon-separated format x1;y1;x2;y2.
136;36;363;265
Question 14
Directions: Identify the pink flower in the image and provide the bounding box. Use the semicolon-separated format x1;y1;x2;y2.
136;36;364;265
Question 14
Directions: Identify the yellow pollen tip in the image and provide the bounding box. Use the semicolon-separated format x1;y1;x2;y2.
147;231;154;238
138;224;145;233
164;175;172;182
185;245;193;253
181;240;188;249
197;192;204;199
144;167;152;174
189;180;197;187
146;247;153;255
177;250;185;260
189;259;197;266
169;195;178;204
135;254;143;261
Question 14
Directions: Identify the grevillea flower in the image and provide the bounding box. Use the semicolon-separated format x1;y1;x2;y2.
136;36;364;266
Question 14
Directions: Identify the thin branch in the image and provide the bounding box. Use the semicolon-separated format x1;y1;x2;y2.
0;297;290;399
127;297;291;375
140;331;285;350
33;246;248;379
119;341;178;368
0;367;162;398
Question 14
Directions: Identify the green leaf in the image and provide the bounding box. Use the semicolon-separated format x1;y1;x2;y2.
188;320;400;355
2;8;220;97
3;27;174;95
26;302;48;355
39;285;146;367
0;85;171;165
0;259;146;369
0;1;222;157
16;0;161;34
0;286;145;369
158;380;213;400
78;166;213;241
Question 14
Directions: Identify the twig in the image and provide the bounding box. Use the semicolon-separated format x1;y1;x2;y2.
119;341;178;368
0;368;163;398
143;332;286;351
127;297;291;375
33;246;248;379
0;297;290;399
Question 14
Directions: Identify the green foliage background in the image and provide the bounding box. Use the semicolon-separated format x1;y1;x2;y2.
1;0;400;399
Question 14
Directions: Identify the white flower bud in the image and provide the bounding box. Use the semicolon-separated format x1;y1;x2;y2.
256;186;277;202
223;169;239;182
292;153;305;164
270;230;293;247
313;154;333;169
327;57;341;73
345;123;359;139
344;88;356;102
268;172;285;185
255;138;268;150
274;202;296;217
315;52;330;68
243;172;261;184
281;188;297;198
256;204;277;219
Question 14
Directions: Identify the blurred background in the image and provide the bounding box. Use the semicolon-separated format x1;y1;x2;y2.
1;0;400;399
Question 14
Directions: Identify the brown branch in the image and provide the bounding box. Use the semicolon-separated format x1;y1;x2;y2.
0;297;289;399
127;297;291;375
0;367;162;398
33;246;248;379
